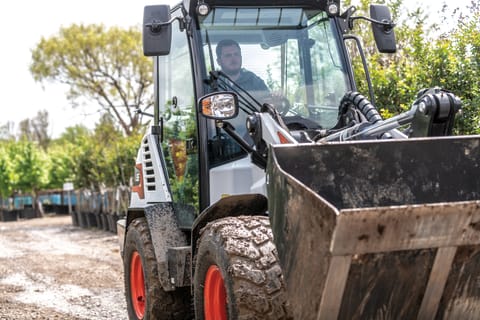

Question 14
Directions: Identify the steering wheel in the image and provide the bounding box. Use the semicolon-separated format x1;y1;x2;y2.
266;94;291;116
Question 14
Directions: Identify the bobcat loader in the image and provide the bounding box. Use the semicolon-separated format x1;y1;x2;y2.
117;0;480;318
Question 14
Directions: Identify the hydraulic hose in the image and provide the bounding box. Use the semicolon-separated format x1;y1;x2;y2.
340;91;382;124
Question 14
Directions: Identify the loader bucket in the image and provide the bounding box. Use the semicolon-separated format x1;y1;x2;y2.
267;135;480;320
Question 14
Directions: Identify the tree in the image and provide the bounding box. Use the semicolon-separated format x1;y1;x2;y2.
31;110;51;150
53;118;140;191
18;119;33;141
44;145;76;190
0;142;13;200
18;110;51;150
92;114;139;187
62;126;101;190
56;124;91;145
30;24;154;136
9;140;48;216
343;0;480;134
0;122;15;141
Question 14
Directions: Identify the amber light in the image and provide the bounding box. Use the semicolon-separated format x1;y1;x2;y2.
202;99;212;116
277;132;290;144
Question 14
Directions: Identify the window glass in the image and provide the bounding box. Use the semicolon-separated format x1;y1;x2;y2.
158;12;199;220
199;8;350;142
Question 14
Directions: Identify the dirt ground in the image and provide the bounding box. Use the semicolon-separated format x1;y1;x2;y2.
0;215;127;320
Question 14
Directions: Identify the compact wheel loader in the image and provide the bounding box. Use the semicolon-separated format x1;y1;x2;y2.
117;0;480;319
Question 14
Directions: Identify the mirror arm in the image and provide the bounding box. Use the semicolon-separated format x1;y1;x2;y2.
145;16;182;33
219;121;255;154
339;6;395;32
135;108;154;118
350;15;396;31
220;121;267;169
338;6;356;34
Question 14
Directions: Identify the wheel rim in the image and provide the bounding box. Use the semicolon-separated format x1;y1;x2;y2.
130;251;146;319
204;265;227;320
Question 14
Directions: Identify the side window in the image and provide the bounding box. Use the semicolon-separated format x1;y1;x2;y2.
308;18;349;128
202;43;248;167
206;120;247;167
158;12;198;222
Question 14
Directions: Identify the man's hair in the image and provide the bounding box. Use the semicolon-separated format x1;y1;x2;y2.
216;39;241;59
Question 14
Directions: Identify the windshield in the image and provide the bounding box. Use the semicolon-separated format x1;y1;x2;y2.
198;8;351;130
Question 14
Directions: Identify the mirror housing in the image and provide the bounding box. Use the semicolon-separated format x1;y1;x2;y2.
143;5;172;56
199;92;239;120
370;4;396;53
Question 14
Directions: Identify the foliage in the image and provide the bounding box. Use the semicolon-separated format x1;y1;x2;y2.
346;0;480;134
30;24;153;136
45;146;76;190
2;0;479;200
0;120;141;198
9;140;48;195
90;114;139;188
162;106;199;211
0;143;13;198
60;117;140;190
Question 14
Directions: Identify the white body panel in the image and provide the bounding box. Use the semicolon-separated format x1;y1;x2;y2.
130;112;296;208
209;155;266;204
130;131;172;208
259;113;298;144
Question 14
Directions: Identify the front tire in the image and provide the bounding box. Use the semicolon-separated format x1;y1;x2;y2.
124;217;192;319
194;216;291;319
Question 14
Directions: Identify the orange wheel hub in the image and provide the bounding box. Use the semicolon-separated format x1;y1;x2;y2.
204;265;227;320
130;251;146;319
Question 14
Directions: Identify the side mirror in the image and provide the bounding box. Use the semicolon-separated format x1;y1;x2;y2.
199;92;239;120
370;4;396;53
143;5;172;56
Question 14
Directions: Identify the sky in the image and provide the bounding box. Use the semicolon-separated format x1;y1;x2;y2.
0;0;472;138
0;0;177;138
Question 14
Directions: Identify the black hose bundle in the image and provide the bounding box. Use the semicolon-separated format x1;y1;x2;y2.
314;91;383;141
339;91;382;124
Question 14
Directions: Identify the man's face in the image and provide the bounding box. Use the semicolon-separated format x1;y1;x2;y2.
217;45;242;76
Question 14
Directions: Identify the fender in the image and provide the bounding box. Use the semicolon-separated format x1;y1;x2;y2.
121;203;190;292
191;193;268;275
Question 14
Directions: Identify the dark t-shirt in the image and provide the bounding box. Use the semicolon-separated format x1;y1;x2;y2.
233;69;271;108
235;69;269;93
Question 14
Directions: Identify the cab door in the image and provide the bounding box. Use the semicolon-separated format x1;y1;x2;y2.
157;8;199;227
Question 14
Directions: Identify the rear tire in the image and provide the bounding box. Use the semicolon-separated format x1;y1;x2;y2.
194;216;291;320
124;217;192;319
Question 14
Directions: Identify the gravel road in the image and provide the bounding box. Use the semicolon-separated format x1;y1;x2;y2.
0;215;127;319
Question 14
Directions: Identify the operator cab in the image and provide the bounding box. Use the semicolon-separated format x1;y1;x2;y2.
197;6;352;139
140;0;397;212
